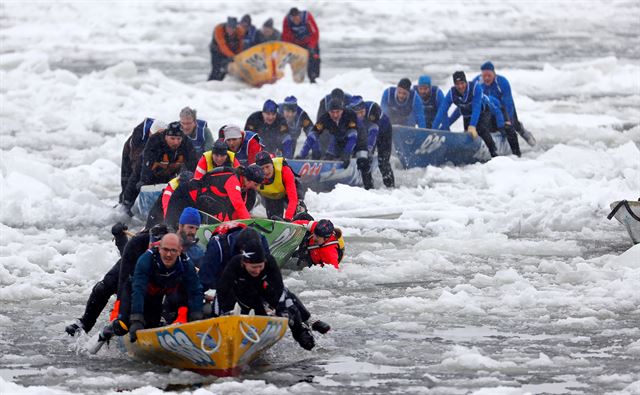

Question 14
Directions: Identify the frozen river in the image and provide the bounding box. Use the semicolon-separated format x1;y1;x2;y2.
1;1;639;394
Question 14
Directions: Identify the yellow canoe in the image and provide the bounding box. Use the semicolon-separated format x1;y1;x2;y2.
122;315;289;376
228;41;308;86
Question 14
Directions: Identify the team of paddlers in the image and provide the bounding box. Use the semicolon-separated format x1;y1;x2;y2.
67;40;534;355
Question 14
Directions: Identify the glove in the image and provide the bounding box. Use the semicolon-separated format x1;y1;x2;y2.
111;222;128;237
467;126;478;139
270;215;285;221
294;154;305;160
188;311;204;322
341;155;351;168
111;319;129;336
135;181;144;190
129;315;145;343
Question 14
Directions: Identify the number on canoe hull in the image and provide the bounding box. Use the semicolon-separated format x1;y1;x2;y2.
415;134;446;155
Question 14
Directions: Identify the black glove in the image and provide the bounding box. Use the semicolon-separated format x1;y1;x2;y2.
188;311;204;322
135;181;144;190
111;222;128;237
129;315;145;343
341;155;351;168
270;215;285;221
111;319;129;336
294;154;305;160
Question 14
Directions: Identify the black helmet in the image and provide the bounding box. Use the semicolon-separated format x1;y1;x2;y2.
212;140;229;155
243;164;265;183
313;219;334;238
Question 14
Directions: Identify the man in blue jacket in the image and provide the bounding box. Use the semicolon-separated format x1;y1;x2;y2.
128;233;203;342
415;75;448;130
474;61;536;146
349;96;395;189
380;78;426;128
433;71;516;157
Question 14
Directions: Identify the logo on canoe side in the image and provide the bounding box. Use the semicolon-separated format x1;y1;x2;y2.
415;134;446;155
157;328;215;366
269;227;296;260
299;162;323;177
238;321;285;365
246;54;268;72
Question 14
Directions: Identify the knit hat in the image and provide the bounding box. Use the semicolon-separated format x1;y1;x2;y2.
480;61;495;71
165;122;184;137
227;17;238;28
348;95;365;111
241;14;251;25
241;238;266;263
223;124;243;140
263;18;274;28
397;78;412;91
282;95;297;111
212;140;228;155
255;151;273;166
452;71;467;83
418;75;432;87
262;99;278;114
179;207;201;226
289;7;300;17
328;98;343;111
330;88;344;102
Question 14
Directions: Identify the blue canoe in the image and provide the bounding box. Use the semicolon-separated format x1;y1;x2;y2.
287;158;363;192
392;126;512;169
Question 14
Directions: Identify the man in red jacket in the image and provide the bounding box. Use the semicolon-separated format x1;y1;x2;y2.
293;219;344;269
282;7;320;83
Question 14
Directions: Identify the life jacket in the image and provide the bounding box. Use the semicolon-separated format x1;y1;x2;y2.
304;222;345;266
233;131;260;164
146;249;188;296
189;167;239;221
306;229;345;267
419;86;440;128
258;157;287;200
385;87;417;123
451;80;485;118
288;11;310;41
151;151;185;178
202;150;237;171
184;119;208;155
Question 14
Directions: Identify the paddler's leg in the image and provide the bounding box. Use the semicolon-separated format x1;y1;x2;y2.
66;261;120;336
376;122;395;188
474;113;498;157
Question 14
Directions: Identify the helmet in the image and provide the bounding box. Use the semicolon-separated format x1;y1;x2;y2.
313;219;334;238
243;164;265;183
212;140;229;155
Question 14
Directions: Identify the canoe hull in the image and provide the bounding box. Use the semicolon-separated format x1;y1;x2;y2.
609;200;640;245
122;315;288;376
197;219;308;267
228;41;308;86
392;126;512;168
